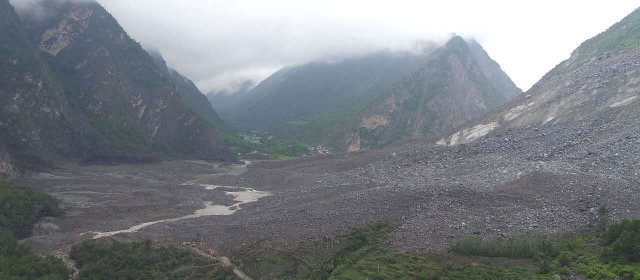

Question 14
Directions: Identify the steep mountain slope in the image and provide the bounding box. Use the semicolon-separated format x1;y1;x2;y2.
153;8;640;257
437;8;640;146
208;80;255;117
0;0;234;175
170;69;225;126
221;51;429;132
0;0;94;173
346;36;521;151
148;50;225;127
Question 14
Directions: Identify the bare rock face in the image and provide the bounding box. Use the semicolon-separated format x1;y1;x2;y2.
0;0;235;173
347;36;521;150
0;150;17;178
438;8;640;146
0;0;89;170
23;1;234;160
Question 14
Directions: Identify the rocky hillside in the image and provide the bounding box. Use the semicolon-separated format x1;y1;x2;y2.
172;9;640;256
437;8;640;146
0;0;92;173
218;51;429;132
346;36;521;151
148;50;226;128
0;0;234;175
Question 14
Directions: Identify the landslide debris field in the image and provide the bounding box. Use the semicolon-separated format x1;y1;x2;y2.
18;102;640;258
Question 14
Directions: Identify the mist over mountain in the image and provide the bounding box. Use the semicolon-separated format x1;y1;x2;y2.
207;80;256;118
4;2;640;280
0;0;234;174
344;36;521;151
214;36;520;152
218;50;430;133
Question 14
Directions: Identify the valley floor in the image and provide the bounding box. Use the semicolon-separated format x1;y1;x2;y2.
16;118;640;277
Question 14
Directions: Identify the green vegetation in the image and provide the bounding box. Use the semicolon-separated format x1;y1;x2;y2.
601;219;640;264
234;223;546;279
0;181;62;238
450;234;558;260
225;131;311;160
450;219;640;279
0;229;69;280
70;240;237;280
0;181;69;280
325;224;545;280
234;219;640;280
574;8;640;63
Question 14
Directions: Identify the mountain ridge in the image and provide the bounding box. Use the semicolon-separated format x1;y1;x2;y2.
437;8;640;147
345;36;522;151
0;0;234;175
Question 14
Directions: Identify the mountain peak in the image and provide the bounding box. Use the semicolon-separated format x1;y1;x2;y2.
444;35;468;49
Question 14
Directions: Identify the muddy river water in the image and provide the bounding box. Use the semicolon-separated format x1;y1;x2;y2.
84;161;271;239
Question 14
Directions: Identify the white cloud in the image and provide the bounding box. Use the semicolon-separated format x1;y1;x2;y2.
79;0;639;92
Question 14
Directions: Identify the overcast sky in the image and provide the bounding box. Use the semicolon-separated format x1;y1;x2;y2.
88;1;639;93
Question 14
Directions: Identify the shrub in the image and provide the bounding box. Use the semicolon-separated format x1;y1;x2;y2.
0;181;62;238
70;240;235;280
0;229;69;280
449;234;559;260
602;219;640;263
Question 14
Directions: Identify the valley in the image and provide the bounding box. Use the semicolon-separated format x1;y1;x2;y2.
2;0;640;279
15;114;640;277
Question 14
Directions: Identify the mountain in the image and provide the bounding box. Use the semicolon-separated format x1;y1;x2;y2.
214;37;520;152
344;36;522;151
437;8;640;147
192;8;640;260
0;0;234;175
207;80;255;118
218;51;430;132
148;50;225;127
0;0;90;174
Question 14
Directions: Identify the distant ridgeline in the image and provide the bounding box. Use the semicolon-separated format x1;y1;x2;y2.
0;0;234;176
211;37;521;152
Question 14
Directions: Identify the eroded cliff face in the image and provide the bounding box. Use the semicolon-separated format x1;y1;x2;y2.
346;37;521;150
0;0;234;174
0;0;93;171
25;1;233;160
438;9;640;146
0;149;17;177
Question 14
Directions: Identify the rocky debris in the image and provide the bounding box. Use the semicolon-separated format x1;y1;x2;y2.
349;36;521;150
0;149;17;178
440;42;640;147
18;105;640;256
14;6;640;259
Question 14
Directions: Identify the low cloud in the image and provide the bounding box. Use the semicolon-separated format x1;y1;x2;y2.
11;0;640;94
10;0;91;15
